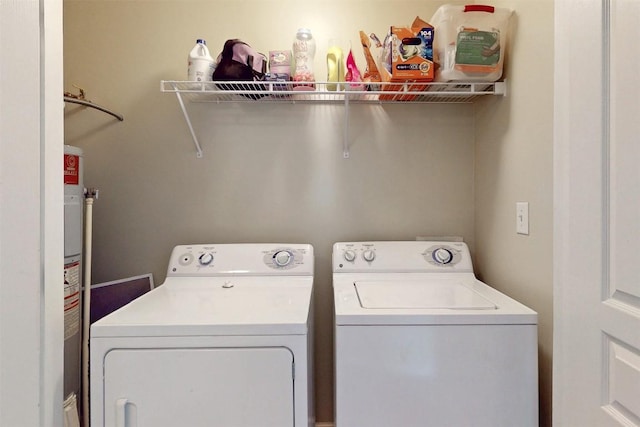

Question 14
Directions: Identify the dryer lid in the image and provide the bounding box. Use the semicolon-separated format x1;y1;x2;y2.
354;280;497;310
91;276;313;337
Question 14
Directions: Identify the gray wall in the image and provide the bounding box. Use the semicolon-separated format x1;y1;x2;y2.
64;0;552;424
473;1;554;425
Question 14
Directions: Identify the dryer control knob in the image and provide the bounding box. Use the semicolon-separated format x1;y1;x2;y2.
274;250;293;267
362;249;376;262
433;248;453;264
343;250;356;262
199;252;214;266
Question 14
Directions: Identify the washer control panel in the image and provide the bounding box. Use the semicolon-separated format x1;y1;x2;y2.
338;243;379;265
333;241;473;273
423;244;463;267
168;243;313;276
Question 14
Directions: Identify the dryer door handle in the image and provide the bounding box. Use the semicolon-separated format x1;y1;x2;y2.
115;398;130;427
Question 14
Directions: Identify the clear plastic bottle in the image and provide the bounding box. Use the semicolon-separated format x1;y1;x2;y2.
187;39;215;82
292;28;316;90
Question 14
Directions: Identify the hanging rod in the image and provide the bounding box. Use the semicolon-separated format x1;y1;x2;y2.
64;96;124;121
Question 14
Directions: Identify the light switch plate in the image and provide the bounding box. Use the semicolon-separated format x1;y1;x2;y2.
516;202;529;235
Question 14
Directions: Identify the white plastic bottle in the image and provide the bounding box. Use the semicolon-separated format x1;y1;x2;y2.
292;28;316;90
187;39;215;82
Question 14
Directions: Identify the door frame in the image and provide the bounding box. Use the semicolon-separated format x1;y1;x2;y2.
0;0;64;425
553;0;606;423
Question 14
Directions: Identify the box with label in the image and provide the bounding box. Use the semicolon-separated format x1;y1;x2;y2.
265;72;291;92
269;50;291;78
390;17;434;81
378;16;433;101
268;50;292;91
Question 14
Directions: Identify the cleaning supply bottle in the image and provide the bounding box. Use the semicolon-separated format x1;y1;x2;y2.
345;48;364;91
326;39;345;91
292;28;316;90
187;39;215;82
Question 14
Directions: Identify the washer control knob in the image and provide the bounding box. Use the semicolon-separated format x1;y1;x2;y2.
343;250;356;262
199;252;214;266
362;249;376;262
274;250;293;267
433;248;453;265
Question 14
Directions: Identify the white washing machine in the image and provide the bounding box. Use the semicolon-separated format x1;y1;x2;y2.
90;243;314;427
333;241;538;427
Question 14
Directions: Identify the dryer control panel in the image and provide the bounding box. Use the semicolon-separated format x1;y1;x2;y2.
167;243;314;276
333;241;473;273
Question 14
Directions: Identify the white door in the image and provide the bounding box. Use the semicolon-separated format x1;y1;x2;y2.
554;1;640;426
104;347;294;427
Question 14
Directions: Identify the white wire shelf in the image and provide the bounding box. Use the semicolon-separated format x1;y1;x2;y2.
161;80;505;104
161;80;506;158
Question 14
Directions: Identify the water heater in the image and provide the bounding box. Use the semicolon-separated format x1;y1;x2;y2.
64;145;83;407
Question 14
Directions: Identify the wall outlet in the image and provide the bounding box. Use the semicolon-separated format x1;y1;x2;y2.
516;202;529;235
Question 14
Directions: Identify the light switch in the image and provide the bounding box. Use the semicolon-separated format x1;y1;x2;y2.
516;202;529;235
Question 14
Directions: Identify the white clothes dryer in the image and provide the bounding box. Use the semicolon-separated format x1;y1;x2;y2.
90;243;314;427
333;241;538;427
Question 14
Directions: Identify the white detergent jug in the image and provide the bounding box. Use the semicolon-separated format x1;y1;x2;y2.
187;39;215;82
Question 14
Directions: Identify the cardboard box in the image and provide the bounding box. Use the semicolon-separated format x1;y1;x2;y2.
264;72;290;92
269;50;291;77
390;16;434;81
378;16;434;101
268;50;292;91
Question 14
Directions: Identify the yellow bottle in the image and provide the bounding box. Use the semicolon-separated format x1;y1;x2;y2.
327;39;345;91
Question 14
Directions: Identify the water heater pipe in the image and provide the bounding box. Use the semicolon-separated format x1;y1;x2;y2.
82;189;97;427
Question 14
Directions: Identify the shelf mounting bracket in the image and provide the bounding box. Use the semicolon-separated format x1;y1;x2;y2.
494;81;507;96
173;87;203;158
343;94;350;158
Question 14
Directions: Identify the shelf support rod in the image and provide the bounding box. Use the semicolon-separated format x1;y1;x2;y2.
343;94;350;158
174;89;203;158
63;96;124;121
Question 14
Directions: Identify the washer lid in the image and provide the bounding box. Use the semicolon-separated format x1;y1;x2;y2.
354;280;497;310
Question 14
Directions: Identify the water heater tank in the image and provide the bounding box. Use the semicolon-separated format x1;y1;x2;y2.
64;145;83;403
